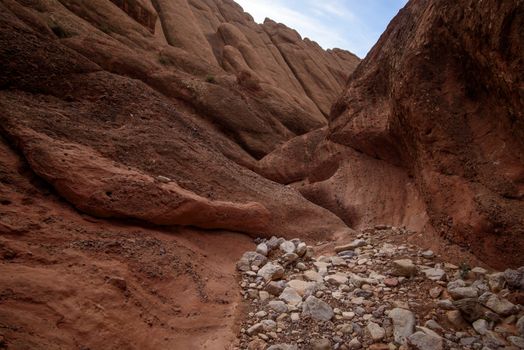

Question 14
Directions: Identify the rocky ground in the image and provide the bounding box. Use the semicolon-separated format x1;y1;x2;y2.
234;227;524;350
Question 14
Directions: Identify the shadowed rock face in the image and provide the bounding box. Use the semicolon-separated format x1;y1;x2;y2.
110;0;157;32
265;0;522;268
333;0;524;268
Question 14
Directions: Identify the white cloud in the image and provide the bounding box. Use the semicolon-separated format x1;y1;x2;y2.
309;0;357;22
235;0;358;53
233;0;402;57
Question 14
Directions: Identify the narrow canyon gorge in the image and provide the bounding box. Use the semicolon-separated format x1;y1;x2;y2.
0;0;522;349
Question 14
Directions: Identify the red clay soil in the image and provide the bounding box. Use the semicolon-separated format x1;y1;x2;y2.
0;135;253;349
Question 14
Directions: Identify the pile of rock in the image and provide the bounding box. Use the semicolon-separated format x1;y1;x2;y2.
235;228;524;350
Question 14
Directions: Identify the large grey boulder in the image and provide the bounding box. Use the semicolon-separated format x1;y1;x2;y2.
287;279;318;297
256;243;268;256
504;267;524;290
268;300;288;313
279;287;303;306
517;315;524;336
258;262;285;281
483;294;517;316
392;259;417;277
408;331;443;350
236;251;267;271
367;321;385;341
302;296;334;322
389;308;416;344
279;241;296;254
421;267;446;281
448;286;478;300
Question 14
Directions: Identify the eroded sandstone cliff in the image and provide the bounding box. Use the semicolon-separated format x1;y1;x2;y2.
0;2;359;346
0;0;523;348
0;0;360;239
260;0;524;269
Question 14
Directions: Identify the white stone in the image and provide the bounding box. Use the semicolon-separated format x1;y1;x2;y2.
268;300;288;313
295;242;307;257
471;267;488;275
421;250;434;258
313;262;329;276
256;243;268;256
389;308;416;344
508;336;524;349
487;272;505;292
367;321;385;341
422;267;446;281
331;256;347;266
279;287;303;306
304;270;324;283
237;251;267;271
259;291;270;301
392;259;417;277
483;294;516;316
287;280;317;297
342;311;355;319
408;331;443;350
279;241;296;254
258;262;285;281
347;338;362;349
325;273;348;286
448;286;478;300
302;296;334;322
472;319;489;335
517;315;524;336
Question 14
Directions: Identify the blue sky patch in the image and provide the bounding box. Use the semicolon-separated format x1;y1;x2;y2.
235;0;408;58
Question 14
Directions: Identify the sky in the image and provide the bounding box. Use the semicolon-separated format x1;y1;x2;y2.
234;0;408;58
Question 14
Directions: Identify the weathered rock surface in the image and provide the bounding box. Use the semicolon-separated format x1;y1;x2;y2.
237;251;268;271
1;0;524;349
302;296;334;322
0;132;256;349
0;0;356;242
258;262;285;281
259;0;524;269
408;331;443;350
392;259;417;277
111;0;157;32
389;308;416;344
328;0;524;268
9;128;270;233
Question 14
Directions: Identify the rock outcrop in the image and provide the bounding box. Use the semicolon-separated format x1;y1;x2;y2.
265;0;523;268
0;0;358;238
5;127;270;233
330;0;524;268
